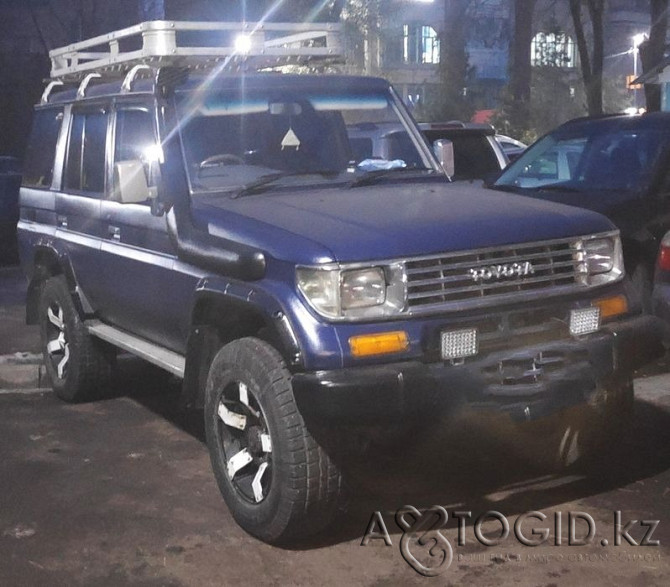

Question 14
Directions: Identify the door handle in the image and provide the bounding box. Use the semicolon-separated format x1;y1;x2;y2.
57;215;68;229
108;225;121;241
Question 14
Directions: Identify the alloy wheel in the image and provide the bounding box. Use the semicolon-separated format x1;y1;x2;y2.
216;381;273;503
45;302;70;379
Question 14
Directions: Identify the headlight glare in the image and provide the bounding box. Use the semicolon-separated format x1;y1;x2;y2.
577;233;624;286
584;238;614;274
341;268;386;309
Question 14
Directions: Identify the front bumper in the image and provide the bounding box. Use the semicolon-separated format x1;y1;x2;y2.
292;314;663;424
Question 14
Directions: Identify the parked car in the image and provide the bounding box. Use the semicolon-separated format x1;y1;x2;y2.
0;155;21;264
18;21;663;544
652;230;670;330
490;112;670;309
419;122;509;181
495;133;527;161
346;120;508;181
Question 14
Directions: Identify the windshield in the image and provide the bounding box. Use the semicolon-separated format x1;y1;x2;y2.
176;85;437;194
494;123;670;192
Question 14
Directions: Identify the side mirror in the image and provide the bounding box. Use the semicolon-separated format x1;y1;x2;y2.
433;139;455;177
113;160;157;204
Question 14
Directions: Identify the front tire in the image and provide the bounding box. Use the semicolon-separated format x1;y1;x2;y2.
204;337;344;544
39;276;112;402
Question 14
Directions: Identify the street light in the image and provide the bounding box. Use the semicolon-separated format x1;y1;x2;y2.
632;33;646;76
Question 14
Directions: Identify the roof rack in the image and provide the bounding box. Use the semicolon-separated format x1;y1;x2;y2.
49;20;343;82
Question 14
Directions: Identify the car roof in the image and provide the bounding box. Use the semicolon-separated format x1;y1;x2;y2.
559;111;670;132
419;122;495;137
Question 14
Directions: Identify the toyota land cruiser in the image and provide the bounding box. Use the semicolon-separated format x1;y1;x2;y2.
17;21;663;544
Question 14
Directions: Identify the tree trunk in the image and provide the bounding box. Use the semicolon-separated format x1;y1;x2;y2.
639;0;668;112
508;0;536;130
569;0;605;116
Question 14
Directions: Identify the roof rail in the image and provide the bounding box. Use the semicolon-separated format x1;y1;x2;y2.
41;80;64;104
49;20;343;81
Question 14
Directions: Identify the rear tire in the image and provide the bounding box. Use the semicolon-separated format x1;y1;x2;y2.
204;337;344;544
38;276;112;402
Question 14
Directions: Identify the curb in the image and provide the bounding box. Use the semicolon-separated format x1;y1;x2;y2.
0;352;49;390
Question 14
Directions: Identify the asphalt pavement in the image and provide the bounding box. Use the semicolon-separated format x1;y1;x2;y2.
1;264;670;585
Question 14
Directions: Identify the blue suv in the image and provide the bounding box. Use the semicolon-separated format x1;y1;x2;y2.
17;21;663;544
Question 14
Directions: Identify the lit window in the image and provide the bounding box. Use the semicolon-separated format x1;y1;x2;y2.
531;32;576;68
403;24;440;64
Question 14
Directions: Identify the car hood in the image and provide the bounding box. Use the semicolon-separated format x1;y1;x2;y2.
195;181;615;265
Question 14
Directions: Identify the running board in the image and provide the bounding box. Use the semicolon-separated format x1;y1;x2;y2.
86;320;185;378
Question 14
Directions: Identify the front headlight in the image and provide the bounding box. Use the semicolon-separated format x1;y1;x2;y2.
577;233;624;286
297;263;406;320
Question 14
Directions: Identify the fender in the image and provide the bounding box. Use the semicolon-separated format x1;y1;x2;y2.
25;242;92;324
181;276;303;409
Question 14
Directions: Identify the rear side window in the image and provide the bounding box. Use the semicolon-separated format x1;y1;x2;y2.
23;108;63;188
114;108;156;164
64;109;108;195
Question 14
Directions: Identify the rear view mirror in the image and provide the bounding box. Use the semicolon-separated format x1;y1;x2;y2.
113;160;157;204
433;139;455;177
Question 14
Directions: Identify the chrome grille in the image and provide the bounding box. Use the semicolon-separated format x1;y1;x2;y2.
405;237;585;312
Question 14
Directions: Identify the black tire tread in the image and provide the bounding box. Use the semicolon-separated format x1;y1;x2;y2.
205;337;344;543
39;276;111;402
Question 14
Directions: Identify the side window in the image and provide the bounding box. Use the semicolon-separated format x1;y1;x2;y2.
113;108;159;193
515;138;586;187
23;108;64;189
64;109;108;195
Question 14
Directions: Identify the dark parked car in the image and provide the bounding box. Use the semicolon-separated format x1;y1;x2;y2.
490;112;670;308
0;156;21;264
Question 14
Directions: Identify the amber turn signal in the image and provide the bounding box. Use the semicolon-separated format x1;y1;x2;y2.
349;331;409;357
593;295;628;319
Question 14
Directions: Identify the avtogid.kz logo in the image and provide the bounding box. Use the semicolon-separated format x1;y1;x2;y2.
361;507;660;577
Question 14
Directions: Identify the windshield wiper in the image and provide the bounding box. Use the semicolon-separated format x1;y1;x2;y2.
231;170;340;198
347;167;432;189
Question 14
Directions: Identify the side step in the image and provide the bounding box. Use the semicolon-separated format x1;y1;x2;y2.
86;320;185;378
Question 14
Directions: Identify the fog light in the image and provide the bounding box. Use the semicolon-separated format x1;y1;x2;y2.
349;331;409;357
441;328;478;360
570;307;601;336
593;295;627;319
